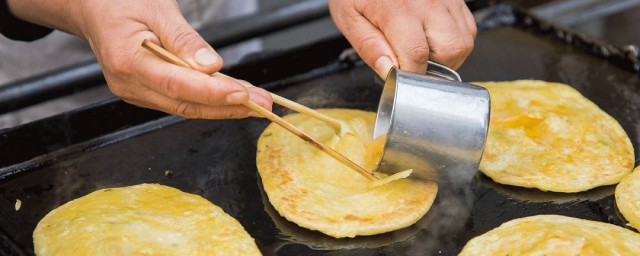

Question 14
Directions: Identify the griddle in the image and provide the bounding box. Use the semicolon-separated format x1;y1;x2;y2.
1;5;640;256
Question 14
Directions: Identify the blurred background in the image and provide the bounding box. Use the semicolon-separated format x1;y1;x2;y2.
1;0;638;129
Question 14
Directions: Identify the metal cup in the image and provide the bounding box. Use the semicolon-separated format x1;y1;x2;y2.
373;62;490;183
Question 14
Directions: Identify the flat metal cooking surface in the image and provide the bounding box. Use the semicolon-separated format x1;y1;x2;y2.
2;9;640;256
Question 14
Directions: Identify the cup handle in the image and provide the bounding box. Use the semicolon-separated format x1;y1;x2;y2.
426;61;462;82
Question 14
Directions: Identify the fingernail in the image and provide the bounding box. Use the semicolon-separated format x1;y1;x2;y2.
225;92;247;104
248;111;262;118
194;48;219;66
375;56;394;78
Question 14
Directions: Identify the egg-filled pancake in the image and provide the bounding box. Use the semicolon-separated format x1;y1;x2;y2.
256;109;437;238
459;215;640;255
33;184;260;256
616;165;640;230
476;80;634;192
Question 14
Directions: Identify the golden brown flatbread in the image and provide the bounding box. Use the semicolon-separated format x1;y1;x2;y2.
476;80;634;192
459;215;640;255
616;165;640;230
256;109;437;238
33;184;260;256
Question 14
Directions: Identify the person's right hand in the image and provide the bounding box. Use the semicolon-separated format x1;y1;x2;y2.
329;0;476;78
9;0;272;119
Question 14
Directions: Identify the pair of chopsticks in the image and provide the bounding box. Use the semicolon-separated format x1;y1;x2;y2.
141;40;377;181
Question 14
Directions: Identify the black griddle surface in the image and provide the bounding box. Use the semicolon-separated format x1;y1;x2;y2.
2;16;640;256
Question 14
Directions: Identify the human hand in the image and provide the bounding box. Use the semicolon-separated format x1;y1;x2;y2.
329;0;476;78
9;0;272;119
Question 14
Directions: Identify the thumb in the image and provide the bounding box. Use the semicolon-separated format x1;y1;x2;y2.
148;7;223;74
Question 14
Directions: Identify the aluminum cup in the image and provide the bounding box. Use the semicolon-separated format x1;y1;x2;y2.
373;62;490;183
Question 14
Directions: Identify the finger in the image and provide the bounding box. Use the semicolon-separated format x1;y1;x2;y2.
459;2;478;40
146;2;223;74
422;3;472;70
247;87;273;112
329;3;398;79
125;81;274;119
124;89;257;119
348;16;398;78
445;1;475;44
441;1;476;69
380;15;430;74
139;53;250;106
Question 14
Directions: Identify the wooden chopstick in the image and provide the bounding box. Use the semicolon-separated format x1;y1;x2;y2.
141;40;377;181
215;73;344;130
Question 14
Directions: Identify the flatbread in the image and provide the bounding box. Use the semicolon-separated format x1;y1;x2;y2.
616;165;640;230
256;109;437;238
476;80;634;192
33;184;260;256
459;215;640;255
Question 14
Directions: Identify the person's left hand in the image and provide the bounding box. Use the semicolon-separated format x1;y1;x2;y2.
329;0;476;78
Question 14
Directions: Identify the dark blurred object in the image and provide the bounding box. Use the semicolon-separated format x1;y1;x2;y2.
521;5;640;72
0;0;53;41
473;2;640;73
531;0;640;27
532;0;640;45
568;5;640;47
